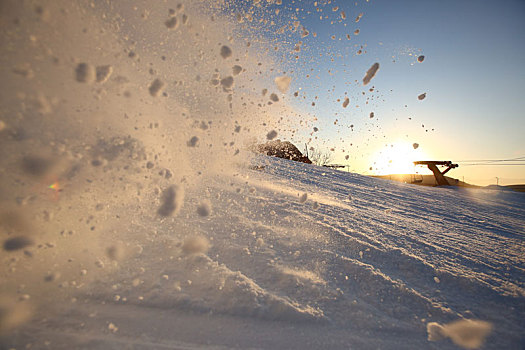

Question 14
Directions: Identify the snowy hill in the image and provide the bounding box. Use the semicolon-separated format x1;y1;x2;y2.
3;155;525;349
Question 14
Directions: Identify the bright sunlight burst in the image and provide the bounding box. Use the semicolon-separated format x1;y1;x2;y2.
370;141;430;175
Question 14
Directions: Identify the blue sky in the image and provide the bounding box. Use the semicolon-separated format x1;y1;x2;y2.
230;0;525;185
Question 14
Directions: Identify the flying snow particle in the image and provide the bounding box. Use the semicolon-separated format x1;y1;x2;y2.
232;65;242;75
418;93;426;100
313;127;319;132
418;55;425;63
181;236;210;255
220;45;232;59
269;93;279;102
108;323;118;333
299;193;308;203
413;143;419;150
262;88;268;96
149;79;164;97
266;130;278;140
165;17;179;29
355;13;363;23
342;97;350;108
427;319;492;349
354;29;360;35
187;136;199;147
274;76;292;93
345;155;349;160
182;14;188;25
369;112;374;118
75;63;95;83
157;185;184;217
3;236;34;251
220;76;234;89
196;200;212;217
363;63;379;85
312;201;319;210
95;65;113;83
341;11;346;20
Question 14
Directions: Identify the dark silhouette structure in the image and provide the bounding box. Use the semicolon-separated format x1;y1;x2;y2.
255;140;312;164
413;161;458;186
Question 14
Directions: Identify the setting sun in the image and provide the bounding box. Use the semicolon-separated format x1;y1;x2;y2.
370;141;430;175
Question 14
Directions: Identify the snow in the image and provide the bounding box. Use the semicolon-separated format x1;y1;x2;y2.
275;75;292;93
363;62;380;85
1;1;525;349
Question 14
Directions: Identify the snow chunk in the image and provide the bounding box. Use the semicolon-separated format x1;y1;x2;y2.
369;112;374;118
274;76;292;93
196;200;212;217
220;45;232;59
269;93;279;102
3;236;34;251
220;76;234;89
182;236;210;255
427;319;493;349
165;17;179;30
266;130;278;140
232;65;242;75
342;97;349;108
363;63;379;85
108;322;118;333
355;13;363;23
187;136;199;147
157;185;184;217
418;93;426;100
149;79;164;97
95;65;113;83
299;193;308;203
412;143;419;150
418;55;425;63
75;63;95;83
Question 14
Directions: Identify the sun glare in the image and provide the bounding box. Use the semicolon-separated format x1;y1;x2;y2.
370;141;429;175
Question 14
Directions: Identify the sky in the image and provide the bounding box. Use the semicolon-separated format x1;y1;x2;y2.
227;0;525;186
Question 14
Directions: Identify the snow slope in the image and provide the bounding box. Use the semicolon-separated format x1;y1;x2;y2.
3;155;525;349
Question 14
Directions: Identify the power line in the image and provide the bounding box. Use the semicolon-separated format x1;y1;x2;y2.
461;163;525;166
455;156;525;163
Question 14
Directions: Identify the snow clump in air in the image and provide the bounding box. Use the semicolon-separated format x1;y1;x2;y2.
342;97;349;108
181;236;210;255
299;193;308;203
75;63;95;83
413;143;419;150
232;65;242;75
220;45;232;59
269;93;279;102
363;63;380;85
165;17;179;30
266;130;278;140
3;236;34;251
418;55;425;62
196;200;212;217
95;65;113;83
427;319;493;349
187;136;199;147
418;93;426;100
149;79;164;97
157;185;184;217
274;76;292;93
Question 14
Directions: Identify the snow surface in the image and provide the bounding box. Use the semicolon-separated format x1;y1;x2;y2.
1;1;524;349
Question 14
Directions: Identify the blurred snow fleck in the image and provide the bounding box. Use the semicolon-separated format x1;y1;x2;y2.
165;17;179;29
299;193;308;203
187;136;199;147
157;185;184;217
355;13;363;23
418;55;425;62
269;93;279;102
149;79;164;97
342;97;349;108
220;45;232;59
418;93;426;100
96;65;113;83
232;65;242;75
182;236;210;255
274;76;292;93
266;130;278;140
196;200;212;217
363;63;379;85
427;319;492;349
75;63;95;83
413;143;419;150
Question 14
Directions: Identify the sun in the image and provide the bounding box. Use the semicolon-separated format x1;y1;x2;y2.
370;141;429;175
